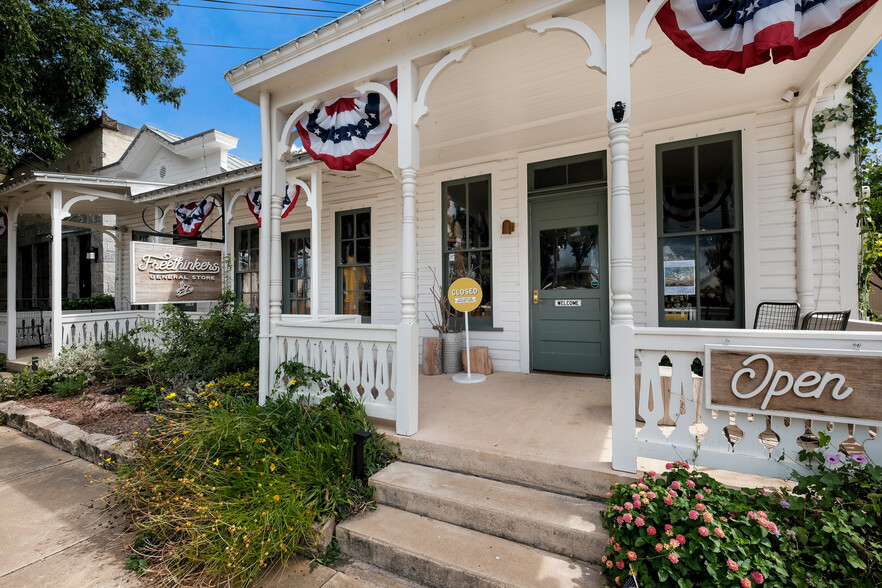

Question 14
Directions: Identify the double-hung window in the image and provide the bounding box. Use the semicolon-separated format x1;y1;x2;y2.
336;210;371;320
235;226;260;313
443;175;492;325
657;132;743;327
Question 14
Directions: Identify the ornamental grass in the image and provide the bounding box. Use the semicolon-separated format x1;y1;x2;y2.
115;367;398;587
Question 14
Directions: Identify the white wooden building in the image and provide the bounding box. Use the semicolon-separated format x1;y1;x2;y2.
218;0;882;474
2;0;881;478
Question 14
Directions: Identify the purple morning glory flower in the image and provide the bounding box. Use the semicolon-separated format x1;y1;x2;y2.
779;499;790;509
824;454;842;465
851;454;868;465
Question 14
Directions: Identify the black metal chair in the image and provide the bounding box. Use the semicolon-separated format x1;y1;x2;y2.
753;302;800;329
800;309;851;331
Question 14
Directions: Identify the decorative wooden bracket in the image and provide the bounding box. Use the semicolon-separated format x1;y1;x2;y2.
278;99;319;161
414;45;472;125
631;0;667;65
527;17;606;73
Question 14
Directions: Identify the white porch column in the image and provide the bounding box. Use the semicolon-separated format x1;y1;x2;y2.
258;91;273;405
396;60;420;436
50;188;63;356
270;108;285;324
606;3;637;473
795;189;815;314
222;194;236;293
308;165;322;317
6;205;19;359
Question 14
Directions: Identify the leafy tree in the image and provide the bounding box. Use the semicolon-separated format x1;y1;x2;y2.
0;0;185;169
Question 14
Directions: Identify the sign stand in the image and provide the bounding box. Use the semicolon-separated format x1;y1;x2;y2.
448;277;487;385
452;310;486;384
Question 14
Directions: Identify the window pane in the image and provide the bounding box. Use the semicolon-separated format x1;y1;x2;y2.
699;233;737;321
340;240;355;264
341;214;354;239
533;165;567;190
698;141;735;230
357;213;370;238
468;181;490;249
662;236;697;321
356;239;370;264
568;159;604;184
539;225;600;290
446;184;467;251
469;250;493;317
662;147;696;233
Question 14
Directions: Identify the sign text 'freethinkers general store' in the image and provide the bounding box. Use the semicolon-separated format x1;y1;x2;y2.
131;242;223;304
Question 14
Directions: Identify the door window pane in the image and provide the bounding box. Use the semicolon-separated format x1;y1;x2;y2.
236;226;260;313
539;225;600;290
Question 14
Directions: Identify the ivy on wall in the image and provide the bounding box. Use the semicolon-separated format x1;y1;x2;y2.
792;53;882;317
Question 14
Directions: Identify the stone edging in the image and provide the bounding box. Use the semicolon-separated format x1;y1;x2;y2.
0;400;136;469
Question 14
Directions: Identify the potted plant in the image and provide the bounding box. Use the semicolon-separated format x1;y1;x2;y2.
427;267;462;374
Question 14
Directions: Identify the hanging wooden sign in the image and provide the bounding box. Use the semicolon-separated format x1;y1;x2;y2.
131;242;223;304
705;345;882;425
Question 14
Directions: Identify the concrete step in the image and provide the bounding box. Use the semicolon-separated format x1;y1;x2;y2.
391;435;628;499
371;462;606;563
337;506;605;588
334;558;428;588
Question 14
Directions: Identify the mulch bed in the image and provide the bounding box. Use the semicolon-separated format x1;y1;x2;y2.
18;382;156;442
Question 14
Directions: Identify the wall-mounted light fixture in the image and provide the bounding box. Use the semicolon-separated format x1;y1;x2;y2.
612;101;626;123
85;246;98;261
502;220;515;235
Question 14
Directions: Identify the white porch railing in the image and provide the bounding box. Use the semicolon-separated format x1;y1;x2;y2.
60;311;159;348
272;319;398;422
632;327;882;478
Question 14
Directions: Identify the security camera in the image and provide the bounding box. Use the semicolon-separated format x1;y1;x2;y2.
781;89;799;103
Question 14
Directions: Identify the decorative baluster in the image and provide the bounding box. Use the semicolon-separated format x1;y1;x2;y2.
636;350;667;443
667;352;699;449
855;425;882;463
375;342;390;399
732;413;770;458
346;342;361;399
769;416;805;466
361;342;376;400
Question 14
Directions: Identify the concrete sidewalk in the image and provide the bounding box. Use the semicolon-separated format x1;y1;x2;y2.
0;426;369;588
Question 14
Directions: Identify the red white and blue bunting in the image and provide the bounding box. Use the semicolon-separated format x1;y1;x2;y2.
174;199;215;237
295;81;397;171
245;184;301;227
655;0;878;73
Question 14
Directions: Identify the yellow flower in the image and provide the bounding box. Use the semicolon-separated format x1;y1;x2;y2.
165;392;177;399
289;379;295;386
269;463;276;472
213;458;220;466
273;495;280;501
243;383;250;387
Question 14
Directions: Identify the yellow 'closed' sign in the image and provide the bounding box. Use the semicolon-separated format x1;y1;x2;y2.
447;278;483;313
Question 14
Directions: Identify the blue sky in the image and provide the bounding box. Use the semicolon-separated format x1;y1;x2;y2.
104;3;882;164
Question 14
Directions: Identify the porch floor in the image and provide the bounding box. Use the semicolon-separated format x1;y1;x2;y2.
375;371;621;476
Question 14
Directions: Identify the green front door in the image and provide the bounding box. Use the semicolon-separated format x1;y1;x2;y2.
529;189;609;374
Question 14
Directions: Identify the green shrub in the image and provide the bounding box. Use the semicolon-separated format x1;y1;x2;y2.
121;384;159;412
775;433;882;585
0;368;54;401
101;333;156;384
153;294;259;386
116;365;398;587
52;376;85;398
62;294;115;310
42;345;107;385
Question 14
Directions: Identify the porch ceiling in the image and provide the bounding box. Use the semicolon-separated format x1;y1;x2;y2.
238;0;880;172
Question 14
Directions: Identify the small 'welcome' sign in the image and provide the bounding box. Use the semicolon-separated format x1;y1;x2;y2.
706;345;882;424
131;242;223;304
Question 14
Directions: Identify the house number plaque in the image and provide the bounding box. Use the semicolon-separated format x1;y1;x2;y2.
705;345;882;424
